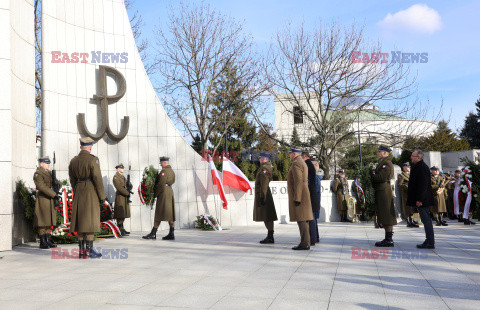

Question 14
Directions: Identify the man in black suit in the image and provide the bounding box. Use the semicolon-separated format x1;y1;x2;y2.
407;149;435;249
302;151;320;246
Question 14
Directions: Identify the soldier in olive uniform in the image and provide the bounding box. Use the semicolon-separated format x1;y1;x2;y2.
33;156;58;249
430;167;448;226
371;145;397;247
143;156;176;240
287;148;314;250
332;170;352;223
113;164;131;236
253;152;278;244
69;137;106;258
397;163;419;228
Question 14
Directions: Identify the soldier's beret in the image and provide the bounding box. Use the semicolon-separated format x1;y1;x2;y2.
260;152;270;159
38;156;51;164
430;166;439;171
377;145;391;152
160;156;169;162
115;164;124;169
402;163;410;167
289;147;301;153
79;137;95;146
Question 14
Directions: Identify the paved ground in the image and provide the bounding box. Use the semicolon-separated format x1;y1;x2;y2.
1;219;480;310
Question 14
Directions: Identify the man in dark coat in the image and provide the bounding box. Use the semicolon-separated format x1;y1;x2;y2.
407;149;435;249
113;164;131;236
288;148;314;250
33;156;58;249
69;137;106;258
143;156;176;240
371;145;397;247
253;152;277;244
302;151;320;245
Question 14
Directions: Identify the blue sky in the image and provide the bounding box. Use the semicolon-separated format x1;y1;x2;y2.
130;0;480;133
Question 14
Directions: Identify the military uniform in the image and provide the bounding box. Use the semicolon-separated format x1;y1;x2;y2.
33;158;58;249
431;175;447;214
253;162;277;222
332;177;349;212
69;137;106;258
143;157;176;240
287;151;313;250
372;158;397;226
113;171;131;219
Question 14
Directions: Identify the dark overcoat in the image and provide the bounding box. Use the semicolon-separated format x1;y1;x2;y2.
253;163;277;222
406;159;434;209
287;156;313;222
372;157;397;226
305;159;320;212
69;150;106;233
154;165;176;222
33;167;57;227
113;172;131;219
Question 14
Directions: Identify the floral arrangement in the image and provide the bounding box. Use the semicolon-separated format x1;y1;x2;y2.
139;165;159;208
460;159;479;218
195;214;220;231
353;164;376;218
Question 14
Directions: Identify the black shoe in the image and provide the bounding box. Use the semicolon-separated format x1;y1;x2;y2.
85;241;102;258
78;240;86;259
142;227;157;239
441;221;448;226
378;223;384;229
464;219;476;225
310;241;316;246
45;234;57;248
292;245;310;250
458;217;466;222
259;230;274;244
162;227;175;240
39;235;49;249
119;224;130;235
374;221;380;229
375;232;394;247
417;242;435;249
408;218;419;228
435;217;442;226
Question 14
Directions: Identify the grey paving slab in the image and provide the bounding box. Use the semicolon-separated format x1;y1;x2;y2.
1;220;480;309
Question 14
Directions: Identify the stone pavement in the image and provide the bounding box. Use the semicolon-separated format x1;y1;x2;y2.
1;220;480;310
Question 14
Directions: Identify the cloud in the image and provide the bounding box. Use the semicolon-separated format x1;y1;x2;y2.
378;4;442;35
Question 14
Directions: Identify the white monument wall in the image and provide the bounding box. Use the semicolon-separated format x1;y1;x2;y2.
0;0;37;251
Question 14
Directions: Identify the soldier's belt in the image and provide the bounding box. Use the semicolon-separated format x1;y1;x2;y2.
78;177;92;182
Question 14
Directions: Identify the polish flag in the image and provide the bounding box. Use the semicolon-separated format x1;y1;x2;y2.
222;157;252;193
209;156;228;210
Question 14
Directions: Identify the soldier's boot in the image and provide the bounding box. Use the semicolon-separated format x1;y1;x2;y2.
344;214;352;223
409;217;419;228
375;231;394;247
78;240;85;259
119;224;129;236
121;224;130;235
142;227;157;240
464;218;476;225
162;227;175;240
45;234;57;248
406;217;413;227
435;217;442;226
39;235;49;249
260;230;274;244
440;215;448;226
85;241;102;258
374;220;380;229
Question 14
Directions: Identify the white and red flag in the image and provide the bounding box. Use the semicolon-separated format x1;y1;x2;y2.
209;156;228;210
222;157;252;193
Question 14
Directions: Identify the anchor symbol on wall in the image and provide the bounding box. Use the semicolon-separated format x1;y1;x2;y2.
77;65;129;142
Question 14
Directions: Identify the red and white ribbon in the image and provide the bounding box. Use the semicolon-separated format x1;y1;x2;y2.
62;188;68;224
138;184;145;204
453;178;461;215
102;220;121;239
463;176;473;219
354;177;365;204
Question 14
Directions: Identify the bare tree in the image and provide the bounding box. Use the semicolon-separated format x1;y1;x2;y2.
258;21;437;179
153;2;267;152
125;0;154;76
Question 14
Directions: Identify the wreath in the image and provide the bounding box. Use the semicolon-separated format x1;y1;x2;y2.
195;214;221;231
139;165;159;208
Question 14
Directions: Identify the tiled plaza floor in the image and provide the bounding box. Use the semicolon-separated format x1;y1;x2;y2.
1;219;480;309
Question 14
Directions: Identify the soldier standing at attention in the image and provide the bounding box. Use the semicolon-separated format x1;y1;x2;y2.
445;173;456;219
143;156;176;240
253;152;277;244
69;137;106;259
372;145;397;247
332;170;352;223
430;167;448;226
397;163;418;228
113;164;131;236
287;148;314;250
33;156;58;249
